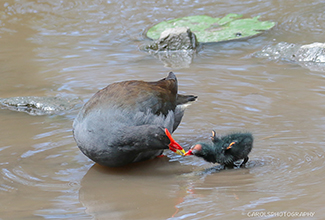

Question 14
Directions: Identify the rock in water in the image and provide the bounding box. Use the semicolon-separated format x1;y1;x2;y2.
255;42;325;72
147;27;199;51
0;96;80;115
296;43;325;63
143;27;199;68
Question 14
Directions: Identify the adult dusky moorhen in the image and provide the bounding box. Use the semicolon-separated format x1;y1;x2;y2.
184;130;253;168
73;72;197;167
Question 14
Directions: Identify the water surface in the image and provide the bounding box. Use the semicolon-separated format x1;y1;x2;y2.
1;0;324;219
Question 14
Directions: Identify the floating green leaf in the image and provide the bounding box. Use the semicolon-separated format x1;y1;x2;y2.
147;14;276;43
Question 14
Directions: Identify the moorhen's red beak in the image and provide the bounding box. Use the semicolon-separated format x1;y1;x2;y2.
164;128;185;156
184;149;193;156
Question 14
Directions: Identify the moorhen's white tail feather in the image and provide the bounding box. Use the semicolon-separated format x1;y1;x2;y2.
172;94;197;131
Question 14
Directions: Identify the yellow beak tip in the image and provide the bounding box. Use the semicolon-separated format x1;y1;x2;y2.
175;149;186;156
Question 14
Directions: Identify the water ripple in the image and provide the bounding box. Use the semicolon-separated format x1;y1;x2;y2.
1;0;325;219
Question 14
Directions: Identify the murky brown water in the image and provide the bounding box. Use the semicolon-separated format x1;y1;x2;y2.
1;0;325;219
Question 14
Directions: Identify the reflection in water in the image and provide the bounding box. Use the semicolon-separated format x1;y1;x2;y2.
79;158;189;220
79;158;253;219
149;50;196;69
1;0;325;219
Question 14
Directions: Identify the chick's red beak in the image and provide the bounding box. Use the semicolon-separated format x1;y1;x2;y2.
164;128;185;156
185;144;201;156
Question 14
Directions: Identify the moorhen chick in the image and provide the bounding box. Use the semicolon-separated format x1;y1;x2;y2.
184;130;253;168
73;72;197;167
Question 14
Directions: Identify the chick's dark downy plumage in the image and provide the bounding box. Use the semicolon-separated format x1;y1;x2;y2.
185;131;253;167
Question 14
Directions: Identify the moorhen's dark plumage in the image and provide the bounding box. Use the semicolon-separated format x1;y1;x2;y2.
73;72;197;167
184;130;253;167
